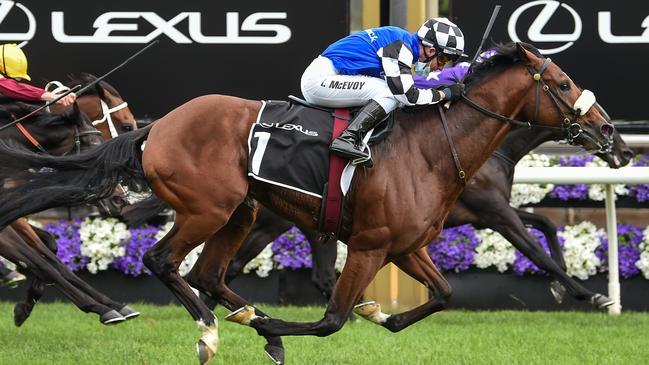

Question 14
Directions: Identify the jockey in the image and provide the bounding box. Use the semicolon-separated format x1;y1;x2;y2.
0;44;76;107
301;18;467;164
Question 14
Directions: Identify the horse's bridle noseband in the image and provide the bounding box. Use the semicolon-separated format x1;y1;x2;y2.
460;57;612;154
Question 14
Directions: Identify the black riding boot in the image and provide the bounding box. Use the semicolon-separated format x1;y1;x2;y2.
330;100;387;163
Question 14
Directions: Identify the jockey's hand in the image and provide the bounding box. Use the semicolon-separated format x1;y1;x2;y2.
41;91;77;107
441;83;465;102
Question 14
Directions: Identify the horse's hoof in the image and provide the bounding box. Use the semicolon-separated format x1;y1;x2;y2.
549;280;566;304
264;344;285;365
13;303;31;327
590;294;615;309
353;301;390;324
100;310;126;325
1;271;26;288
119;305;140;319
225;305;258;326
197;339;215;365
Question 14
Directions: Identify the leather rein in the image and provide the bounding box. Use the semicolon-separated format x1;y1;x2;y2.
437;57;611;185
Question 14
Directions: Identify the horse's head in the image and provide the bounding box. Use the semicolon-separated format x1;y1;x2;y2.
515;43;614;154
592;103;633;168
68;73;138;141
0;100;102;155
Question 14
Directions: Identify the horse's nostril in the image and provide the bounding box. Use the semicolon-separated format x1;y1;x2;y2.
600;123;614;138
623;149;634;161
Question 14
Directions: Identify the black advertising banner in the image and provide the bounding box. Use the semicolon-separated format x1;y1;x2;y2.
450;0;649;121
0;0;349;118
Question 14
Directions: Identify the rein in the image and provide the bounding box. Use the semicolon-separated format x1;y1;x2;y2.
460;57;606;151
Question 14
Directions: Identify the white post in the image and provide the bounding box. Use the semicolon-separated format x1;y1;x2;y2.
605;184;621;315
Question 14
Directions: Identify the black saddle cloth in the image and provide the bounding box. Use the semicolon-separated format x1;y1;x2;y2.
247;99;394;197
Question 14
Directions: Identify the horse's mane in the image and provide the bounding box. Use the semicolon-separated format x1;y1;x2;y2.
465;42;543;89
65;73;123;99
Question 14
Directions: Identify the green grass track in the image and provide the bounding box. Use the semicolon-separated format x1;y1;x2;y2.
0;302;648;364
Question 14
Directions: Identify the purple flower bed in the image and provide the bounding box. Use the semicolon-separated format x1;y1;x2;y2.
45;219;88;272
596;224;643;278
111;226;159;276
548;155;594;200
271;226;312;270
628;154;649;202
428;225;479;273
30;220;649;280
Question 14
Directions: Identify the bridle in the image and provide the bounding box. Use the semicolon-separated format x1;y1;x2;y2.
92;98;129;139
460;57;611;154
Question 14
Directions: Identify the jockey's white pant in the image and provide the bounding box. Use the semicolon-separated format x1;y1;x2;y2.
300;56;400;112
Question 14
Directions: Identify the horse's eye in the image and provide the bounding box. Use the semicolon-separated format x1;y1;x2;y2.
122;125;133;132
559;82;570;92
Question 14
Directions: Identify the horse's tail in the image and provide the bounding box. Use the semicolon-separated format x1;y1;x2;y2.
122;195;170;228
0;124;153;229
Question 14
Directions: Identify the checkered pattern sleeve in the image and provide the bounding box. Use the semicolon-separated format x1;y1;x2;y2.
377;40;441;106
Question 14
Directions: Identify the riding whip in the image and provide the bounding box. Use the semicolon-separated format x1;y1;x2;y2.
0;40;159;132
462;5;501;82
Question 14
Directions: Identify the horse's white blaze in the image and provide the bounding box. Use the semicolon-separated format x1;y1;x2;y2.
197;319;219;356
353;301;390;324
574;89;596;116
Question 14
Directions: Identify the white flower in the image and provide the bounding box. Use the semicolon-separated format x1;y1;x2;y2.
78;217;130;274
473;229;515;272
243;243;275;278
558;222;603;280
510;153;554;207
636;227;649;279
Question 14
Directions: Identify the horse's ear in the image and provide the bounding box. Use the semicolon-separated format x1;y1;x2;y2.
516;42;537;65
95;81;107;101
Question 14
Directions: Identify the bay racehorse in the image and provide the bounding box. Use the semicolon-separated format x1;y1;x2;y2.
0;43;616;364
211;102;632;308
0;100;137;325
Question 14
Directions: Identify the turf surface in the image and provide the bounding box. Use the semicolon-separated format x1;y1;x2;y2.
0;302;647;364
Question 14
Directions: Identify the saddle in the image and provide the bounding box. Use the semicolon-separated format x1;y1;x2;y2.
288;95;395;146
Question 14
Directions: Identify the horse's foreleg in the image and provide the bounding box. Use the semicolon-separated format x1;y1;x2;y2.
357;248;450;332
488;209;613;308
12;220;138;319
0;228;125;325
515;209;566;270
237;248;385;337
515;208;568;303
306;231;338;298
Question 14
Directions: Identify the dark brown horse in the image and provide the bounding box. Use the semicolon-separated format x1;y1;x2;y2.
0;43;616;364
0;100;137;325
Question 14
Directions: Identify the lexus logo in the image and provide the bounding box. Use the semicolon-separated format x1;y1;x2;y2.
508;0;582;55
0;0;35;47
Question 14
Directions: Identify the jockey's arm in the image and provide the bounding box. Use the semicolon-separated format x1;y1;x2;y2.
0;78;76;107
377;40;444;106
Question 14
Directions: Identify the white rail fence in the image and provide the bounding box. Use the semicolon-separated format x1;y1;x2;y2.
513;167;649;314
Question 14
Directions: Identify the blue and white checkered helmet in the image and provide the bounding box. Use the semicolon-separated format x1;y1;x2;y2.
417;17;467;58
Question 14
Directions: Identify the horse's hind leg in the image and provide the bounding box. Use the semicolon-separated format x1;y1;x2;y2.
186;202;286;365
230;246;386;337
142;210;236;364
354;248;451;332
